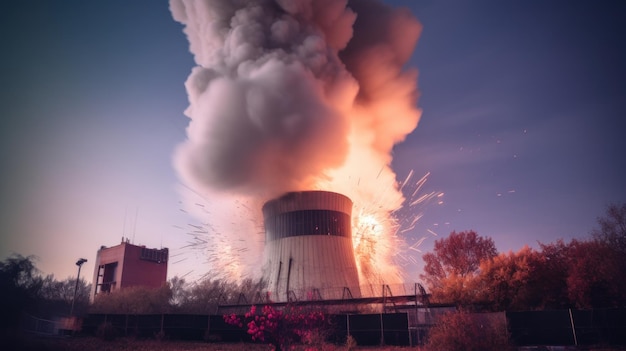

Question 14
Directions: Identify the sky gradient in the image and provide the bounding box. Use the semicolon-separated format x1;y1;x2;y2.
1;0;624;282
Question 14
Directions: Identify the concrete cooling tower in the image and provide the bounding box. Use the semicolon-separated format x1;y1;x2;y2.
262;191;361;302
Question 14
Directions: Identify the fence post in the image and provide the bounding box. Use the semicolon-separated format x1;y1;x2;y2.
414;283;419;346
407;311;413;347
380;313;384;345
569;309;578;346
346;314;350;343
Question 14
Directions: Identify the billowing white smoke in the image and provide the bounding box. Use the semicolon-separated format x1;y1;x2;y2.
170;0;421;284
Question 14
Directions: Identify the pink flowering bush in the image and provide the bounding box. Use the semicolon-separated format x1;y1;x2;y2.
224;304;328;350
282;306;325;345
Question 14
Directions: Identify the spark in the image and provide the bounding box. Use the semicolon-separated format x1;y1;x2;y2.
345;170;443;286
408;237;426;252
180;271;193;279
172;171;443;287
172;257;188;265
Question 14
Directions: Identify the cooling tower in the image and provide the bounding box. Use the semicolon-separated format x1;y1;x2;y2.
262;191;361;301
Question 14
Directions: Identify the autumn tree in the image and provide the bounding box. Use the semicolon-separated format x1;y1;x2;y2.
421;230;498;304
419;205;626;309
528;240;571;309
565;239;623;308
474;241;621;311
475;246;543;311
535;237;625;309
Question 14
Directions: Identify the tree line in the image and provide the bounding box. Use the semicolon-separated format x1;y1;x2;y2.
2;202;624;332
89;275;265;315
420;203;626;310
0;255;91;331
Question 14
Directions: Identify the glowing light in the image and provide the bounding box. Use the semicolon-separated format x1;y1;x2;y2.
354;213;385;237
173;170;443;286
320;169;444;286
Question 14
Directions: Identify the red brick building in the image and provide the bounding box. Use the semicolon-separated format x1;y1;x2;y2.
91;239;168;299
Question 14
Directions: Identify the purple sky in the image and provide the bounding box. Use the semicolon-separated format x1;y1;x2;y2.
1;0;624;282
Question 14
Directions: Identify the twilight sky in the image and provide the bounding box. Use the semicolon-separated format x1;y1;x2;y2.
1;0;624;283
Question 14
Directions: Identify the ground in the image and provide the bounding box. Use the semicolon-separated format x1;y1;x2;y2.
2;335;418;351
3;336;626;351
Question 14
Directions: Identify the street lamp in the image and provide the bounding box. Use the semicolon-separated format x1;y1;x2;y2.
70;258;88;316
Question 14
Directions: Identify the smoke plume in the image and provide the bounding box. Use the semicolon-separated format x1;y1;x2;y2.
171;0;422;283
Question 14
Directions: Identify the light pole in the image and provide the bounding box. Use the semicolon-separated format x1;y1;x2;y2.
70;258;87;316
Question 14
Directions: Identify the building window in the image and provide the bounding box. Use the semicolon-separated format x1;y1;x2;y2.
140;247;169;263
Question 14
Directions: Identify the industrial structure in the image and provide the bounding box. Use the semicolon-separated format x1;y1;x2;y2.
261;191;361;301
91;239;168;299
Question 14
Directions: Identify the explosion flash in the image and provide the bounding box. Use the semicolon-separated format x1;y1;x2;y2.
174;170;443;285
344;170;443;286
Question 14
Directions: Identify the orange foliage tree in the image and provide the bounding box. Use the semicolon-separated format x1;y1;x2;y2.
421;230;497;304
475;246;543;311
420;204;626;310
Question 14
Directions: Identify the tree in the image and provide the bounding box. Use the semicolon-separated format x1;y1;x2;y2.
591;203;626;306
592;203;626;254
0;254;41;292
39;275;91;316
536;238;626;309
532;240;571;309
90;285;172;314
174;277;240;314
168;276;189;308
565;239;624;308
476;246;543;311
40;275;90;304
0;254;95;326
0;255;42;329
170;276;267;313
421;230;498;303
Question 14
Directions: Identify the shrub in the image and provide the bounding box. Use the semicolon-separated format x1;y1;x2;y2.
95;322;118;341
90;285;172;314
203;329;222;342
154;329;167;341
224;304;329;350
425;310;512;351
345;334;357;350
